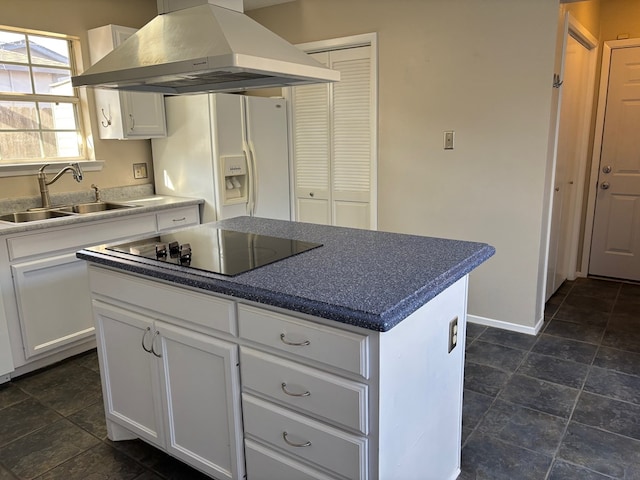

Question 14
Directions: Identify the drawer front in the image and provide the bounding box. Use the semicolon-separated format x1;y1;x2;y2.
241;348;368;434
7;214;157;261
243;395;367;480
90;267;236;335
238;304;369;378
156;206;199;231
245;439;337;480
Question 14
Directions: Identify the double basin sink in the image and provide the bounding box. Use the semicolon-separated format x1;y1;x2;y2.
0;202;138;223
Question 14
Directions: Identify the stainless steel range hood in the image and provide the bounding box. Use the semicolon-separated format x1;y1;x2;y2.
71;0;339;94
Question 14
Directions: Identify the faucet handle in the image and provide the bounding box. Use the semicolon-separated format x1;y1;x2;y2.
91;184;101;202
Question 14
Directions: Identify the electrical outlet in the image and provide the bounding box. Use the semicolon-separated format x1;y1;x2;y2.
133;163;148;179
448;316;459;353
444;131;455;150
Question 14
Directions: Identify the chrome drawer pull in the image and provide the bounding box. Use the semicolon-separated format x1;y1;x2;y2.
281;382;311;397
282;431;311;448
141;326;152;353
172;217;186;222
280;333;310;346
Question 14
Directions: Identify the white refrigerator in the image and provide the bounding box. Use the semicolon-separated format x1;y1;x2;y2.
152;93;291;223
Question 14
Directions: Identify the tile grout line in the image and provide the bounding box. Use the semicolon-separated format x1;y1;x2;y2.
545;279;623;479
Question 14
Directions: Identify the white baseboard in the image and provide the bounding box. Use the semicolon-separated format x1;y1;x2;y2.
467;314;544;336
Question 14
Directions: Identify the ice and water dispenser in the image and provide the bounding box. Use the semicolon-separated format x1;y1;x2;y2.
221;155;248;205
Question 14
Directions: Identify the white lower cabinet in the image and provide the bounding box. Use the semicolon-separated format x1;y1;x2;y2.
158;321;243;480
0;204;200;376
238;304;370;480
12;253;95;357
93;302;164;446
243;395;367;480
93;300;244;480
87;266;469;480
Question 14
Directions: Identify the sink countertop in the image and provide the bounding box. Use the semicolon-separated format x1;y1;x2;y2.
78;216;495;332
0;194;203;234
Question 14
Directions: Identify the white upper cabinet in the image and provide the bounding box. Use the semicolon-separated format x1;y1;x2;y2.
87;25;167;139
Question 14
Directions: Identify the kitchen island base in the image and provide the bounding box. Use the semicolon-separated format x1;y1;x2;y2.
88;265;467;480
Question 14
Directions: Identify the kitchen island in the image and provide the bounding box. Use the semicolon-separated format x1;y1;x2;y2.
78;216;494;480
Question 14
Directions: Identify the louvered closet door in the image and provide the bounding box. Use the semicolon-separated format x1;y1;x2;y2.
292;52;331;225
291;46;373;229
331;46;372;229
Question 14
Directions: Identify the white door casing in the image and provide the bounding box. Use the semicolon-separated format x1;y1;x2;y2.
587;41;640;281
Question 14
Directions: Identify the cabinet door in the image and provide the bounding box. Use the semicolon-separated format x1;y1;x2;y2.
88;24;166;140
122;91;167;138
93;301;165;447
156;321;245;480
11;253;94;358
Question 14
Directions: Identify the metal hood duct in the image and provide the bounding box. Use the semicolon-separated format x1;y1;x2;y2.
71;0;339;94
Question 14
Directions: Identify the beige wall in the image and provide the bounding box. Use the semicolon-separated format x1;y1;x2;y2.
564;0;601;38
1;0;563;330
250;0;560;330
0;0;158;199
600;0;640;40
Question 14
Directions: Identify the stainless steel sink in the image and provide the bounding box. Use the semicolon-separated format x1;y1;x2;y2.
0;210;76;223
0;202;139;223
72;202;137;214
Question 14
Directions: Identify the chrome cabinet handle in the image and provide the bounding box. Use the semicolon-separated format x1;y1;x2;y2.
129;114;135;132
141;326;152;353
600;182;610;190
602;165;612;174
281;382;310;397
280;333;310;347
101;108;112;127
150;330;162;358
282;431;311;448
172;217;186;222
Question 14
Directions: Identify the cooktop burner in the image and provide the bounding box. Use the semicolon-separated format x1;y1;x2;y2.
106;223;322;276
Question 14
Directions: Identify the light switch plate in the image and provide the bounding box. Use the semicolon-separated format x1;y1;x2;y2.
133;163;148;179
444;131;455;150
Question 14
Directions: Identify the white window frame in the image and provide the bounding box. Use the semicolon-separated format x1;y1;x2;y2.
0;25;101;177
286;32;378;229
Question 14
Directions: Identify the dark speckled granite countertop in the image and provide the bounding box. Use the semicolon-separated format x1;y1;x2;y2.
77;216;495;332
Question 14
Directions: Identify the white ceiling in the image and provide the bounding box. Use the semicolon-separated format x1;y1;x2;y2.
244;0;293;10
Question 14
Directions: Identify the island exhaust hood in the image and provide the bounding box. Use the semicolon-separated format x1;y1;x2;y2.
71;0;340;94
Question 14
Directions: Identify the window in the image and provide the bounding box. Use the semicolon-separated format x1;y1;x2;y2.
0;26;84;164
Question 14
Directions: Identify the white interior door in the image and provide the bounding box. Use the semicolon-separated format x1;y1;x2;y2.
589;46;640;281
546;16;597;300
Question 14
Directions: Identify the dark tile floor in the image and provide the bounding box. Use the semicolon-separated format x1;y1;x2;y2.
0;277;638;479
461;277;640;480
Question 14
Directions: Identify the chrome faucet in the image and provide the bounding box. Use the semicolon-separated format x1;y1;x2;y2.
37;163;83;208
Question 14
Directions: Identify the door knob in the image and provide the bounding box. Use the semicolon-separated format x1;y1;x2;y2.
600;182;610;190
602;165;612;174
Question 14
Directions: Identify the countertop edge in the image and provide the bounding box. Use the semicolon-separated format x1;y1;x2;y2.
77;243;495;332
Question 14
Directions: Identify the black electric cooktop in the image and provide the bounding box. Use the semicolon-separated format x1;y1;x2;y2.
106;223;322;277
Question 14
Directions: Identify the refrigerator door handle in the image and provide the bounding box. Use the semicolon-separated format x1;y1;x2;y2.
248;140;259;217
243;141;255;216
